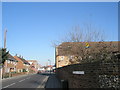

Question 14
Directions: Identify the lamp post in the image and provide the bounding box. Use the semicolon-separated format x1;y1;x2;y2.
48;59;51;74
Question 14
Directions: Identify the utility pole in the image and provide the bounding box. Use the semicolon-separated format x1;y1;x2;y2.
4;29;7;76
4;29;7;49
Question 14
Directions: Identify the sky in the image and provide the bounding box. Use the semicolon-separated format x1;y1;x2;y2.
2;2;118;66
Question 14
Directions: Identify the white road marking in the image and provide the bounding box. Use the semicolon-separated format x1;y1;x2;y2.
26;77;30;79
18;79;26;82
2;74;35;89
2;83;16;88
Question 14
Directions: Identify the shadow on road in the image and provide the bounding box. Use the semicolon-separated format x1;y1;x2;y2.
37;73;55;76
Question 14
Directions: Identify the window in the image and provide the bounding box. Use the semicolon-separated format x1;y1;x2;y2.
7;68;10;73
60;56;64;60
68;56;74;59
13;62;15;64
7;60;10;63
15;62;17;65
19;69;21;72
18;69;20;72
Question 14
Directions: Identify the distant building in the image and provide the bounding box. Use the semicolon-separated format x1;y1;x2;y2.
27;60;40;73
43;65;55;71
39;67;45;71
55;41;119;68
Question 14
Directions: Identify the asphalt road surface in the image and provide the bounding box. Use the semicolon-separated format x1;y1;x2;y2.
2;73;49;89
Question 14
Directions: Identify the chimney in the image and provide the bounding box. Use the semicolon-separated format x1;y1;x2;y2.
19;55;21;58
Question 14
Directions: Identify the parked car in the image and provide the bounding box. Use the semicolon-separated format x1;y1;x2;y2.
37;70;41;74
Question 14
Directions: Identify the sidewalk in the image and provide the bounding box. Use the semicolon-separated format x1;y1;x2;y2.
45;73;62;88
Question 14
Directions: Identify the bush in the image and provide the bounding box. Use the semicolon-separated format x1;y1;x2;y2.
3;73;9;78
23;69;27;72
11;71;16;74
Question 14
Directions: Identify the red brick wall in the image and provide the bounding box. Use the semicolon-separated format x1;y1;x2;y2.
14;56;24;72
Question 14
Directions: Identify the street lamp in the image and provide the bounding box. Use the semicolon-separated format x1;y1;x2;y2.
48;59;51;74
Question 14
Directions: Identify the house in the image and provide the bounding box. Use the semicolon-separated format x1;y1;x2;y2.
3;54;18;73
27;60;40;73
39;67;45;72
55;41;119;68
45;65;53;71
18;57;30;73
14;56;30;73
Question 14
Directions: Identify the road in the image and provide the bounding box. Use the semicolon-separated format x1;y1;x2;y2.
2;73;49;89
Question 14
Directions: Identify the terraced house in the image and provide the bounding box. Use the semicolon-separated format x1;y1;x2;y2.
14;55;30;73
18;57;30;73
3;54;18;73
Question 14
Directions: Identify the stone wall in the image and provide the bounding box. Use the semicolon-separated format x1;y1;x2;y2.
56;60;119;88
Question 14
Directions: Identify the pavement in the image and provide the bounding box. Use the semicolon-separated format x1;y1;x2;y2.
45;73;62;88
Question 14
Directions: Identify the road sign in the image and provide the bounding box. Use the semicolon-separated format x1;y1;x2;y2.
86;43;90;48
73;71;85;74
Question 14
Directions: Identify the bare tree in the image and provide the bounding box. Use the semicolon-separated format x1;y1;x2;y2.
65;24;105;42
52;24;105;46
53;24;118;64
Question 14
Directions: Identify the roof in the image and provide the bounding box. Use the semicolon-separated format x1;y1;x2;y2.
47;65;53;67
14;56;30;65
8;54;18;62
27;60;39;65
18;57;30;65
56;41;119;56
27;60;38;62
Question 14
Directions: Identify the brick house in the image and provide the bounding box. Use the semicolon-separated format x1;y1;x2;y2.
3;54;18;73
14;56;30;73
18;57;30;73
55;41;119;68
